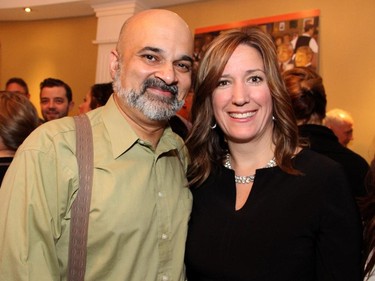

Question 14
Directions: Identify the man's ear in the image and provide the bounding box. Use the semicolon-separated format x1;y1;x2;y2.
110;50;120;79
68;101;75;112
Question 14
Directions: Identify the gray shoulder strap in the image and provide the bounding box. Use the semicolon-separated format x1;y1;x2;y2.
68;114;94;281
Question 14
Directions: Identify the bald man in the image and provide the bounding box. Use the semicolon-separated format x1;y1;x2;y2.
0;9;194;281
324;108;354;147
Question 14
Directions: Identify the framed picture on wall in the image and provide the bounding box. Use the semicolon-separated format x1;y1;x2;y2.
193;9;320;74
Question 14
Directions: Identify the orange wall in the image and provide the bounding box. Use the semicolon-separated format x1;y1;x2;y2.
1;0;374;162
0;16;97;117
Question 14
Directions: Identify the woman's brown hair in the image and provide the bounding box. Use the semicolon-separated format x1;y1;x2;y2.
282;67;326;124
0;91;39;150
186;27;300;187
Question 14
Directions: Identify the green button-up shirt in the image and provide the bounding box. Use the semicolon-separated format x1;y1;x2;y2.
0;96;192;281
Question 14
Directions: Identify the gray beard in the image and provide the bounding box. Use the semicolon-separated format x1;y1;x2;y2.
113;69;184;121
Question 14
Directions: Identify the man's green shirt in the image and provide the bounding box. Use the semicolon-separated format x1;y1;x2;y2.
0;96;192;281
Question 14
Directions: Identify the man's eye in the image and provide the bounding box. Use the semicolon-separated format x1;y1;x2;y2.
143;54;157;62
175;62;192;73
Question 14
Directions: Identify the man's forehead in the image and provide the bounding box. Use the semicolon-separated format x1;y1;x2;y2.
41;86;66;95
120;14;193;56
120;35;193;63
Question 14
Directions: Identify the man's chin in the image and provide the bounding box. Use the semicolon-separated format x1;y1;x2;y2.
45;114;60;121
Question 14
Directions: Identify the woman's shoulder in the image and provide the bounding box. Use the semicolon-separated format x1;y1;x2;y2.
190;164;233;192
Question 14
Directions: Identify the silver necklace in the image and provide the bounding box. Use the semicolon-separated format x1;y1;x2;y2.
224;153;276;184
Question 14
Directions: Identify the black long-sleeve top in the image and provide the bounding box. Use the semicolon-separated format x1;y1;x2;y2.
185;149;362;281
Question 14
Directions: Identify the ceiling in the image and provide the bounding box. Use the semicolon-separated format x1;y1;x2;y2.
0;0;202;21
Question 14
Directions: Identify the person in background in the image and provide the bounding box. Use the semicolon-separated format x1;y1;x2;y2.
294;46;315;71
5;77;30;98
283;67;369;198
291;23;319;54
359;153;375;280
324;108;354;147
276;43;294;73
184;28;362;280
0;9;193;281
0;91;39;185
273;35;283;47
39;77;74;122
282;32;292;45
78;82;113;114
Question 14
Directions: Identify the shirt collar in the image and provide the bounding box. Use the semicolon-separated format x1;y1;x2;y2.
102;96;138;159
102;95;184;159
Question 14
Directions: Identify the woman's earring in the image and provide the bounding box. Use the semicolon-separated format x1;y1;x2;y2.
211;123;217;129
272;116;276;121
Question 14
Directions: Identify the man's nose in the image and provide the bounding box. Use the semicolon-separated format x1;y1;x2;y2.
155;63;177;85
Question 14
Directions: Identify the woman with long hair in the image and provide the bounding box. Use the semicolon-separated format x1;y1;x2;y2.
184;28;362;280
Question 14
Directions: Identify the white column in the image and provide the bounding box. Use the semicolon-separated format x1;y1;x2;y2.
92;1;148;83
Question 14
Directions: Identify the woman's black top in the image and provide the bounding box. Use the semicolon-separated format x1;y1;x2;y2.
185;149;362;281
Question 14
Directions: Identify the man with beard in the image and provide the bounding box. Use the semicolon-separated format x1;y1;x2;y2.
0;9;193;281
39;77;75;122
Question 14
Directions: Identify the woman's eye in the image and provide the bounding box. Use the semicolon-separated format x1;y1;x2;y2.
248;75;263;84
217;80;229;87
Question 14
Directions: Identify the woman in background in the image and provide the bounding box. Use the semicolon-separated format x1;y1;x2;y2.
78;82;113;114
0;91;39;185
282;67;369;199
184;28;362;280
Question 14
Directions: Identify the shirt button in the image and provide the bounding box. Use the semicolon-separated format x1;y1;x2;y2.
162;275;169;281
161;233;168;240
158;192;163;197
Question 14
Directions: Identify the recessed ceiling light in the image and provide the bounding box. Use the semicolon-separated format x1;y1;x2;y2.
24;7;32;13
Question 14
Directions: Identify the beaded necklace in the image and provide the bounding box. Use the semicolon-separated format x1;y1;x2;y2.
224;153;276;184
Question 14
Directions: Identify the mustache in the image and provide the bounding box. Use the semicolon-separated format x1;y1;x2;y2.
142;78;178;96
